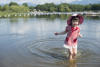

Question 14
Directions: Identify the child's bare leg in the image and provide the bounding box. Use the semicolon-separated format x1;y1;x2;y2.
72;48;77;59
68;49;73;60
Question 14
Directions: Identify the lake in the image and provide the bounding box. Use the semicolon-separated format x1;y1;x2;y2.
0;15;100;67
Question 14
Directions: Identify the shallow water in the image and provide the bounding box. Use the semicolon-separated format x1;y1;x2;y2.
0;15;100;67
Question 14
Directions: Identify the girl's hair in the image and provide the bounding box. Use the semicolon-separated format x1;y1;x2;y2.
69;17;79;26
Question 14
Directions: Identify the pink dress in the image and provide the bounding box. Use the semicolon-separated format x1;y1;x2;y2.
64;26;80;49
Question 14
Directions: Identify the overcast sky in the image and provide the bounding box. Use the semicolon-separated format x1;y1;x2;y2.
0;0;83;4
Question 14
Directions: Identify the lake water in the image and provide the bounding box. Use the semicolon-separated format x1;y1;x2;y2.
0;15;100;67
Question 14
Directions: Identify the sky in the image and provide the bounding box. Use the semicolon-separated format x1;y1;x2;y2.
0;0;84;4
0;0;100;5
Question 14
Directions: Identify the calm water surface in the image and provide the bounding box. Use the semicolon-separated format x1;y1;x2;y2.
0;15;100;67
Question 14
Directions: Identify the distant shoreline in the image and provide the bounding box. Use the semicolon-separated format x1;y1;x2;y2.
30;11;100;16
0;11;100;18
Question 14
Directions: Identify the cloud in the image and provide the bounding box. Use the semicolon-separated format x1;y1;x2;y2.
0;0;82;4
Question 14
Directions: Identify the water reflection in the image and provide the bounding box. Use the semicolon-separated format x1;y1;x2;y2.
9;18;19;23
35;14;69;20
68;60;77;67
85;16;100;20
0;15;100;67
81;16;100;39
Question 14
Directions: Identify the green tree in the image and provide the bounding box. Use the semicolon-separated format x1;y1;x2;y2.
50;7;56;12
60;6;65;12
35;5;43;11
29;6;35;11
38;3;56;12
91;4;100;11
22;3;28;7
58;3;71;12
84;4;91;11
9;2;19;6
2;4;10;11
10;5;29;13
43;3;53;11
66;6;71;12
69;4;84;11
0;5;2;11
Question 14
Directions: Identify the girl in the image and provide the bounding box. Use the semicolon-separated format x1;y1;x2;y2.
54;14;84;60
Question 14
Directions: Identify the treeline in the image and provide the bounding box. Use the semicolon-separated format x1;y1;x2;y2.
0;2;29;13
0;2;100;13
35;3;100;12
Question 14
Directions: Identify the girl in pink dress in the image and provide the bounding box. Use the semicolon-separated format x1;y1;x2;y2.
54;14;84;60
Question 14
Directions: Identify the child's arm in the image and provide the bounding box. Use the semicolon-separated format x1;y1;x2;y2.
79;33;83;38
54;30;67;35
54;26;69;35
